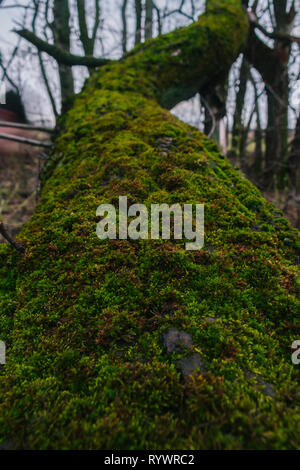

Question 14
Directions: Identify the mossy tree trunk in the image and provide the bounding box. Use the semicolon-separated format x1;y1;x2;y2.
0;0;300;450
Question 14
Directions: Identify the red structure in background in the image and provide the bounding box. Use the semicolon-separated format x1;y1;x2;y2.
0;90;51;160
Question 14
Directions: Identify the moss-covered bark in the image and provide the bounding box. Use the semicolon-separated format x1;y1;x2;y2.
0;0;300;450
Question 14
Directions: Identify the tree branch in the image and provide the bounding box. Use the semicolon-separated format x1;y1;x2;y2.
0;222;25;254
246;9;300;43
14;28;112;67
244;26;280;86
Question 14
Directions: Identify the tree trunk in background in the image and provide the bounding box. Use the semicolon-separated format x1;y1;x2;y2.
289;112;300;190
264;0;294;188
230;56;249;165
219;117;227;154
121;0;128;54
53;0;74;113
264;0;291;187
242;0;296;189
265;65;289;188
145;0;153;40
253;89;263;175
76;0;101;57
135;0;143;45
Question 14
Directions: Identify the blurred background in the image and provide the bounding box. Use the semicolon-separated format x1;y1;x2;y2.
0;0;299;239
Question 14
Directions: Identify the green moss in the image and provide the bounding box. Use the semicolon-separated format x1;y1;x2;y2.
0;0;299;450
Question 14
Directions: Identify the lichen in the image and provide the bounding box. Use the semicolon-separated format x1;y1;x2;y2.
0;0;299;450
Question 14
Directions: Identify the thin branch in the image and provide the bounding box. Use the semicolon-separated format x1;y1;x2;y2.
31;0;59;118
92;0;101;47
152;1;162;35
0;3;29;92
38;51;59;118
0;222;25;254
246;8;300;43
14;28;112;67
0;58;19;91
0;4;33;8
0;132;52;148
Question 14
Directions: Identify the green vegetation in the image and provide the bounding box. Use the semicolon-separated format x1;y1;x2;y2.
0;0;299;449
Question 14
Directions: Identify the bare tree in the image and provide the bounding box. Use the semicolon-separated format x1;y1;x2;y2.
121;0;128;54
135;0;143;45
76;0;101;57
145;0;154;40
230;57;250;165
244;0;298;188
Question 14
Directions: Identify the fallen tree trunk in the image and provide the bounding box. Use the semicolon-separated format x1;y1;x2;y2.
0;0;300;450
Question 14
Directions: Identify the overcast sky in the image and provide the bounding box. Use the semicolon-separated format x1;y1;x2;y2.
0;0;299;130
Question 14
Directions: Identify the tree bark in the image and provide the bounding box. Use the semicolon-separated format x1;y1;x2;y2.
121;0;128;54
253;85;263;175
135;0;143;45
289;112;300;190
145;0;153;40
76;0;101;58
230;56;249;165
53;0;74;112
244;0;294;189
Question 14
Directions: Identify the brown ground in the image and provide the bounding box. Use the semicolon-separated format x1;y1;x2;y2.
0;144;46;240
263;189;300;230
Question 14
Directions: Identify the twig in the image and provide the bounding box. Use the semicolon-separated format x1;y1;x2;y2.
14;28;112;67
0;132;52;148
0;222;25;254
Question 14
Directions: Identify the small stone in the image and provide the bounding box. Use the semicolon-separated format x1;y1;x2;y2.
205;316;217;323
261;382;275;398
243;370;275;398
163;328;192;354
177;353;207;377
250;224;263;232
